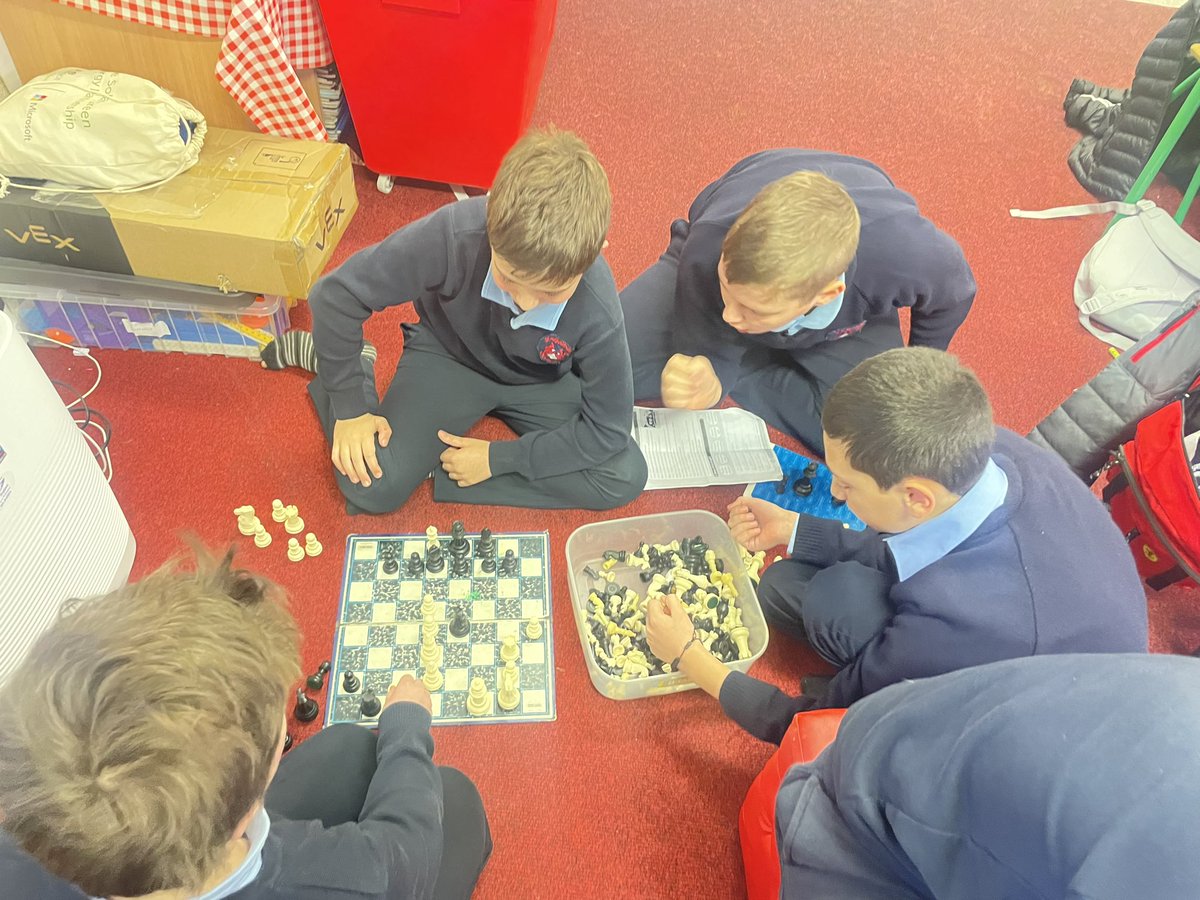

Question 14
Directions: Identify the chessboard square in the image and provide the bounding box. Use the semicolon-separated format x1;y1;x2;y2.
471;644;495;667
403;540;424;558
497;578;519;598
368;625;396;647
497;620;520;641
445;668;469;692
522;663;547;689
470;580;496;601
354;541;378;561
522;643;545;665
365;671;392;695
519;536;544;556
473;600;496;620
394;645;419;670
430;694;443;717
425;580;449;600
444;643;470;667
496;598;522;620
343;625;369;646
395;622;419;645
351;560;377;582
470;665;497;689
340;647;367;671
520;557;543;577
521;598;546;619
427;567;448;581
448;580;470;600
348;582;374;602
519;576;545;600
345;601;372;624
398;581;424;601
471;621;497;643
367;646;393;670
372;602;396;623
497;538;519;557
334;696;361;721
523;690;547;714
442;692;467;718
433;601;448;619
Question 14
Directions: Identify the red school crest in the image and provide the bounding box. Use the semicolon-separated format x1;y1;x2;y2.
825;321;866;342
538;334;573;362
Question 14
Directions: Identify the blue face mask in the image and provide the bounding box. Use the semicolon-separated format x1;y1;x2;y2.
771;278;846;335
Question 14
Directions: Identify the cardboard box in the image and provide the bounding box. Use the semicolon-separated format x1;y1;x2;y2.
0;128;357;298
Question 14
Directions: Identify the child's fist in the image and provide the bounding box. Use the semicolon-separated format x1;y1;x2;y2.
661;354;723;410
385;674;432;714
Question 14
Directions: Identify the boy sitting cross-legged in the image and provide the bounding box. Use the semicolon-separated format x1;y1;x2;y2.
646;347;1149;744
0;546;491;899
264;127;647;514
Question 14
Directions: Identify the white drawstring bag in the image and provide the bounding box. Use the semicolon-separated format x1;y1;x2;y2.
0;68;206;197
1011;199;1200;350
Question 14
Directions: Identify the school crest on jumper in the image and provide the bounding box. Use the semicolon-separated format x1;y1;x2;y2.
538;334;573;362
826;321;866;341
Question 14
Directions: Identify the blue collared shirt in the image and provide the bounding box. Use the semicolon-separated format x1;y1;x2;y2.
91;808;272;900
883;458;1009;582
771;277;845;335
482;265;568;330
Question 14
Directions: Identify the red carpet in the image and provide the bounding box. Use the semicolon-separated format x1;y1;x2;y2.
31;0;1200;896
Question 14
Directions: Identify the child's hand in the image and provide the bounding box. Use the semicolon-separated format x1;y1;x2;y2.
661;353;723;409
438;431;492;487
385;674;432;714
332;413;393;486
645;593;700;664
727;496;799;552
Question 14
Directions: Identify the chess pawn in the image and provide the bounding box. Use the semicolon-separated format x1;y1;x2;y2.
729;625;751;660
284;505;305;534
360;690;381;718
304;533;323;557
525;618;543;641
499;634;520;663
342;670;361;693
253;524;272;548
293;687;319;723
287;538;305;562
466;676;490;716
271;498;287;522
422;661;444;692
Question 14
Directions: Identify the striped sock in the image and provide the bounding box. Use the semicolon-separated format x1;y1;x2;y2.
261;330;377;374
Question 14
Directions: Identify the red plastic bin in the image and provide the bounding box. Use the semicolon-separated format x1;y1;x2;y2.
318;0;558;191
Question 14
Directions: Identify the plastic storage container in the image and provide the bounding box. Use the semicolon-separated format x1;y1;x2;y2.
0;259;289;359
565;510;769;700
318;0;558;191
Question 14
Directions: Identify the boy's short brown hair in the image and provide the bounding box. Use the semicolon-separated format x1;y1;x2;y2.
0;546;300;898
722;171;861;303
821;347;995;494
486;126;611;284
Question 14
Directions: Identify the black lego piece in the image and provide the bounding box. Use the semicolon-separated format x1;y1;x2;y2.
293;687;319;723
306;660;330;691
342;670;361;693
407;552;424;576
425;543;446;573
360;690;382;718
583;564;600;579
803;461;819;479
449;606;471;638
602;549;627;562
792;476;814;497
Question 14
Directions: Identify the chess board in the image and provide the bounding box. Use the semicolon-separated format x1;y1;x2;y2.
747;445;866;531
327;531;556;727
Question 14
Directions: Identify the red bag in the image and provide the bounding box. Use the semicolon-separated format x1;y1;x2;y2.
1099;385;1200;590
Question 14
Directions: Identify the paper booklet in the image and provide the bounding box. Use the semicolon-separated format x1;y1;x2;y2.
631;406;784;490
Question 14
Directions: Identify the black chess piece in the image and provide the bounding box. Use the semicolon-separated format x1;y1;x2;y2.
775;474;788;494
283;733;293;753
342;670;361;693
481;554;497;574
306;660;330;691
407;552;423;576
501;548;517;576
360;690;382;718
426;543;445;573
474;527;495;559
803;461;819;479
293;687;319;723
793;476;814;497
449;520;471;557
449;606;470;638
382;555;399;575
831;497;847;508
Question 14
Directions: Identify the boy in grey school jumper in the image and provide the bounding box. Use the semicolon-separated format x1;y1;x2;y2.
263;128;647;513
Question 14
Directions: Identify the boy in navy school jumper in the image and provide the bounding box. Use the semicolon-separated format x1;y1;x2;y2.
775;654;1200;899
646;347;1148;744
0;546;491;900
262;128;647;513
621;149;976;453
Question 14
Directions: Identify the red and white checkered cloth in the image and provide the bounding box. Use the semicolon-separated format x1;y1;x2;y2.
56;0;333;140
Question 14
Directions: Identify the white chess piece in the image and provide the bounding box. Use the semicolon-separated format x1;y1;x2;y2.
253;524;272;548
287;538;304;562
271;499;287;523
466;676;489;716
422;661;444;692
499;634;520;663
497;660;520;711
284;505;304;534
304;532;323;557
234;505;260;536
524;618;543;641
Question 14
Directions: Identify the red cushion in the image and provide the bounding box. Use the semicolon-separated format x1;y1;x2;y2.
739;709;847;900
